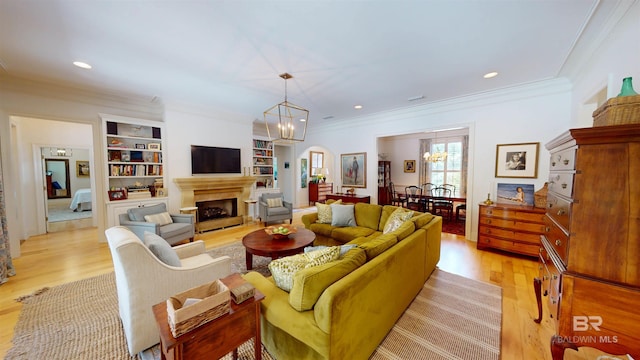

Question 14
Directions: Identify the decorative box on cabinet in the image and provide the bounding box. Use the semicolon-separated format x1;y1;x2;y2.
308;182;333;205
477;203;545;257
533;124;640;360
377;161;391;205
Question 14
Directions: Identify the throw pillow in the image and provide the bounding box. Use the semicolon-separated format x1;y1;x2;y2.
143;211;174;226
383;208;414;234
143;231;181;267
266;197;283;208
269;246;341;292
316;200;341;224
330;203;356;227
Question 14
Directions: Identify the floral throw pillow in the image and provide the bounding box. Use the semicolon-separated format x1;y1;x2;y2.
316;200;341;224
383;208;414;234
269;246;341;292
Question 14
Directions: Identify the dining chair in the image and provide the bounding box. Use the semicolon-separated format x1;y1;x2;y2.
405;185;424;212
388;182;404;207
421;183;436;212
431;186;454;221
442;183;456;197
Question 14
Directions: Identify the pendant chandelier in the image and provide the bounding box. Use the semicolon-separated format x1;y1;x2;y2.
264;73;309;143
423;133;447;163
423;149;448;163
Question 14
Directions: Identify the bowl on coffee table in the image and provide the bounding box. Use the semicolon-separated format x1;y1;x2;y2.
265;225;297;240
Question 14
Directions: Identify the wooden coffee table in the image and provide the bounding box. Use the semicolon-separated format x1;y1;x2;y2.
242;227;316;270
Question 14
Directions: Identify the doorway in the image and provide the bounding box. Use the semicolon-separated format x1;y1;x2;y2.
41;147;94;232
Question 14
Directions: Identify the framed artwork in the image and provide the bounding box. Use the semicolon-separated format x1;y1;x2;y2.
301;158;308;188
156;188;167;197
135;143;146;149
108;189;126;201
76;161;90;177
341;152;366;188
404;160;415;173
148;143;161;150
497;183;535;206
495;142;539;178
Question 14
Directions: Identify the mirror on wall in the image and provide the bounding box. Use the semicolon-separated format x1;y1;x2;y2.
45;158;71;199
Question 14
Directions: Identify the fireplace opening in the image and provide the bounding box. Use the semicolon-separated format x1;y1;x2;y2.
196;198;237;222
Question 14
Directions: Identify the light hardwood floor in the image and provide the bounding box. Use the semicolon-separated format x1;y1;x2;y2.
0;209;614;359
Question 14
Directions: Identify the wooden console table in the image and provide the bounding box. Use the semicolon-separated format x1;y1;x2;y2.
152;273;265;360
325;193;371;204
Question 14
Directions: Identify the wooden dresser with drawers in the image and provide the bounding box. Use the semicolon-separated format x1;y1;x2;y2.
534;124;640;359
477;203;546;257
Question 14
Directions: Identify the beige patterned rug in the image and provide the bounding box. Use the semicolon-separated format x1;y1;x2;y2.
8;242;501;359
371;269;502;359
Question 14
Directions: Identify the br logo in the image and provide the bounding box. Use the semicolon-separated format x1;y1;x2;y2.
573;315;602;331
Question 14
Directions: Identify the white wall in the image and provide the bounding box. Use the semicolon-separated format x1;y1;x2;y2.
162;105;254;212
569;2;640;128
0;75;162;256
301;79;572;241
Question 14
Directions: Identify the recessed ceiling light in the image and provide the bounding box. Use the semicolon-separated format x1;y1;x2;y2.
483;72;498;79
73;61;92;69
354;105;363;109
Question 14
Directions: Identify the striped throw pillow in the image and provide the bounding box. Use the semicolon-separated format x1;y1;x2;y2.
144;212;173;226
266;197;283;208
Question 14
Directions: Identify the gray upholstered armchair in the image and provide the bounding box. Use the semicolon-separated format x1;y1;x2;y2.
259;192;293;226
118;203;194;245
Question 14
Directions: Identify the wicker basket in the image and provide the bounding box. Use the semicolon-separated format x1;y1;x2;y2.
534;183;548;208
592;95;640;126
166;280;230;338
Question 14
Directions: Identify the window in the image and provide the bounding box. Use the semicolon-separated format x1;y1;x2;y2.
310;151;324;175
420;135;467;197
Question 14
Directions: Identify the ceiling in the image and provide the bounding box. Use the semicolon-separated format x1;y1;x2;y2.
0;1;631;129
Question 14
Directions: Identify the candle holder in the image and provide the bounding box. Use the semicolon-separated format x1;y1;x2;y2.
483;193;494;205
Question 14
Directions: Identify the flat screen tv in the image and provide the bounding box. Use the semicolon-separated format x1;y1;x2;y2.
191;145;241;174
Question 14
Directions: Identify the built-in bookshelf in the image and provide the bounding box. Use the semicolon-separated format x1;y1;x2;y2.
101;114;168;227
253;138;274;188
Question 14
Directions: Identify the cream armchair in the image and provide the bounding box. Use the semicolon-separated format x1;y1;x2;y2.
105;226;232;355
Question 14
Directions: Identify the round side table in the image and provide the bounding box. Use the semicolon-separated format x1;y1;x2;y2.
243;199;258;225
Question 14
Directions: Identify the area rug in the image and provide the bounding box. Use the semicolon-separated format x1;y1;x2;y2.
47;206;92;222
442;219;465;236
207;242;271;277
371;269;502;360
8;255;501;360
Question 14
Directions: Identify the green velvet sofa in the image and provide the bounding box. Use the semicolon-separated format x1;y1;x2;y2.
243;203;442;360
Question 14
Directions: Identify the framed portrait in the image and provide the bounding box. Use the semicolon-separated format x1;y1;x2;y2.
341;152;366;188
108;189;127;201
404;160;416;173
497;183;535;206
135;143;146;149
147;143;161;150
495;142;539;178
156;188;167;197
76;161;90;177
